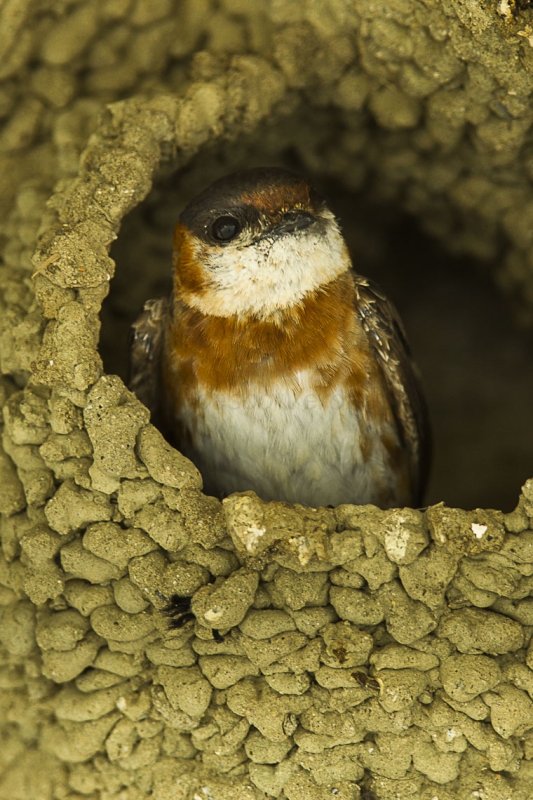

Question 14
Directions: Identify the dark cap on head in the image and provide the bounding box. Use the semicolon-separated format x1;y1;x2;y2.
179;167;326;242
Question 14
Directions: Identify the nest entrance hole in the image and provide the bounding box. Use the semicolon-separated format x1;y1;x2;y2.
100;162;533;514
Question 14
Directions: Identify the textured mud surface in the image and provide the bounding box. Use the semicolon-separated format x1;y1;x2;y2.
2;1;533;799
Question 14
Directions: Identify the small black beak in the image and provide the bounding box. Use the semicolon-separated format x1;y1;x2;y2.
255;210;317;244
276;210;315;235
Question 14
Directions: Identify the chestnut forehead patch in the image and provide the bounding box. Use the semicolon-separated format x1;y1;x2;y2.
179;167;325;239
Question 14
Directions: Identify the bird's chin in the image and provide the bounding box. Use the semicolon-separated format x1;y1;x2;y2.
184;225;351;320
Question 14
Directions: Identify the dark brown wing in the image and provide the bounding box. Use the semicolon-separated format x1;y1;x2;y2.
353;275;431;506
128;297;168;421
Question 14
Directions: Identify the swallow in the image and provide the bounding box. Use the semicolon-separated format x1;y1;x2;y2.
129;167;430;509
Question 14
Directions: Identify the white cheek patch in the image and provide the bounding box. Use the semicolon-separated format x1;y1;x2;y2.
186;213;351;318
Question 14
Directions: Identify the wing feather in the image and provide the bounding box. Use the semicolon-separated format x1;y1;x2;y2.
353;274;431;506
128;297;168;422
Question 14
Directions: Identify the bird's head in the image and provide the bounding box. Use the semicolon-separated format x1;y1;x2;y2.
172;167;351;320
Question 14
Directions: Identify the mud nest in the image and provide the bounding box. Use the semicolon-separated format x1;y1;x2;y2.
2;1;533;799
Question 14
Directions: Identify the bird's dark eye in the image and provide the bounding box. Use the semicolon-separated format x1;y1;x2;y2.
210;215;242;242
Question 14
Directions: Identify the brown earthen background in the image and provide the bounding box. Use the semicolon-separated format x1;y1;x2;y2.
1;1;533;798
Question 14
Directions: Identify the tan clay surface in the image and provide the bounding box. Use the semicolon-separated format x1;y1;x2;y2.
1;1;533;798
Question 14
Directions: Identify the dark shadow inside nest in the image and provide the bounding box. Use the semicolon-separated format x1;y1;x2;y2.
100;170;533;513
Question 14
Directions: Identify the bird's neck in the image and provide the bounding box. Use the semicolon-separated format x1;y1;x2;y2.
165;272;374;394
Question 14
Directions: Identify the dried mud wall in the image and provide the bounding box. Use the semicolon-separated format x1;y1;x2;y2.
1;1;533;799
